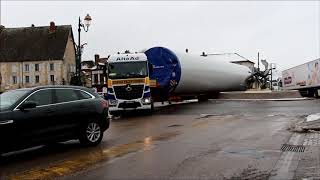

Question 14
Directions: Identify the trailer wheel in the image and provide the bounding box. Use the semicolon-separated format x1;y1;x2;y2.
314;90;319;98
299;89;314;97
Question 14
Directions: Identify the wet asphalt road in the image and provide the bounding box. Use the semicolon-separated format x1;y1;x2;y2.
0;99;320;180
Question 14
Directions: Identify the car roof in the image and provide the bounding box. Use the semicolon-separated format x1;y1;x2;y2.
5;86;98;97
31;85;100;97
31;85;90;91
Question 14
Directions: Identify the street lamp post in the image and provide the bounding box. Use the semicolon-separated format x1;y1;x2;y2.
73;14;92;85
269;63;276;91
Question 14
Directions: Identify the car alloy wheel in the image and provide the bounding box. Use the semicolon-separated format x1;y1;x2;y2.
86;122;101;143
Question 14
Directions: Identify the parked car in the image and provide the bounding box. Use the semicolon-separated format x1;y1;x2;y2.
0;86;109;155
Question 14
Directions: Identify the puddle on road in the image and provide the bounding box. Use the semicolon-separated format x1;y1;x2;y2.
197;114;234;119
8;131;180;180
221;147;265;159
192;114;236;128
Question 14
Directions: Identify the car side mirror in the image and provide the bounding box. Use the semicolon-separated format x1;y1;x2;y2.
18;101;37;111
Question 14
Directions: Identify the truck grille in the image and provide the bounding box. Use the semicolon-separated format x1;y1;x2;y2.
114;85;144;100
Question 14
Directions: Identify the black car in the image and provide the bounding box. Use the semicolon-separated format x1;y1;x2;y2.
0;86;109;155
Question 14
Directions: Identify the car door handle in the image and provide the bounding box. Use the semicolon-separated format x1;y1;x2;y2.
0;120;14;125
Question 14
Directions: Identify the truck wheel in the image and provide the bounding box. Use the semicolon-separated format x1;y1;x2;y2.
198;94;209;102
110;111;121;117
145;100;154;115
299;89;314;97
151;99;154;111
314;90;319;98
79;120;103;146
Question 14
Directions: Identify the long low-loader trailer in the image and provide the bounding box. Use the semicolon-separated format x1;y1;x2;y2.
107;47;252;114
282;58;320;97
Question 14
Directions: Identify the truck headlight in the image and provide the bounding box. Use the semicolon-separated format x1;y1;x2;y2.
142;97;151;104
109;99;118;106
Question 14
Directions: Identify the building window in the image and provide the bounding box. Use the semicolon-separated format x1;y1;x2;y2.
100;74;104;84
35;64;39;71
12;65;17;72
12;76;17;84
35;75;40;83
50;63;54;71
24;64;29;72
94;74;98;84
50;75;55;82
25;76;30;83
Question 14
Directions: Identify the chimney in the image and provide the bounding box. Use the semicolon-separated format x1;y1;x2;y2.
0;25;4;34
49;21;56;33
94;54;100;65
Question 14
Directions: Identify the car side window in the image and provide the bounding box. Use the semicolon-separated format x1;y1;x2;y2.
75;90;93;100
55;89;80;103
26;89;54;106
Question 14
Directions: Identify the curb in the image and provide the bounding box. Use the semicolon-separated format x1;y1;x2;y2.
212;98;313;101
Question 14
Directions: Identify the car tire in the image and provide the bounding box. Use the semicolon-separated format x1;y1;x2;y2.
79;120;104;146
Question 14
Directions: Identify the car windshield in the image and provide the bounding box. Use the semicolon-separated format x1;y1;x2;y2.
0;89;29;110
108;62;148;79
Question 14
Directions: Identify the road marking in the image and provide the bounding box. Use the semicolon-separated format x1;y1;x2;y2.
8;131;180;180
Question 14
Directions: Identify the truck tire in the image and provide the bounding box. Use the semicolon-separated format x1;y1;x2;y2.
198;94;209;102
110;111;121;117
145;100;154;115
314;89;319;98
299;89;314;97
151;99;154;111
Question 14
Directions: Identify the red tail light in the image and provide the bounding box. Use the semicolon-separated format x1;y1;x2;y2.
101;100;108;108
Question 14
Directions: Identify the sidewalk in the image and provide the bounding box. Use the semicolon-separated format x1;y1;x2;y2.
219;90;303;99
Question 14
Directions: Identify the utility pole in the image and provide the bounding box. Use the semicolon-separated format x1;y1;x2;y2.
270;65;273;91
257;52;260;71
269;63;276;91
257;52;260;90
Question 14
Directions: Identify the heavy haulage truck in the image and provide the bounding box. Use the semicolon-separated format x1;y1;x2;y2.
282;58;320;97
107;47;252;114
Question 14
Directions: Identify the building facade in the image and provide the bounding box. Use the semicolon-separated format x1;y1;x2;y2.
80;54;108;94
0;22;76;92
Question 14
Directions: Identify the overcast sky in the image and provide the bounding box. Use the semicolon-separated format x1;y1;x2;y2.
1;1;319;71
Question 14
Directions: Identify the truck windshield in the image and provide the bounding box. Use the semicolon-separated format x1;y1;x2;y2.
108;62;148;79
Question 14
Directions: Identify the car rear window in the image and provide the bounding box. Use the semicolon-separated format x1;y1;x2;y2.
54;89;79;103
75;90;93;100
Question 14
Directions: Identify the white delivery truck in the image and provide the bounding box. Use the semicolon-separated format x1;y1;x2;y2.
282;58;320;97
